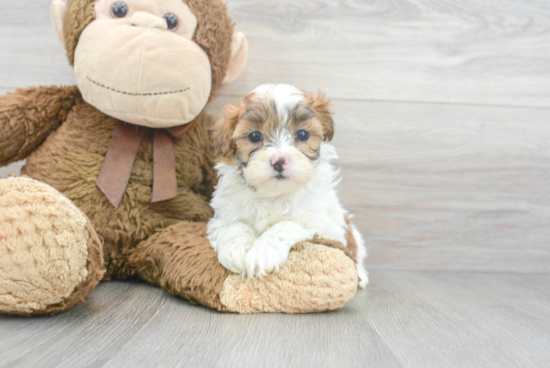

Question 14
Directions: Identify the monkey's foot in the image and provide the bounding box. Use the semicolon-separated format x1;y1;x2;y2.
0;176;104;315
220;242;358;313
130;222;358;313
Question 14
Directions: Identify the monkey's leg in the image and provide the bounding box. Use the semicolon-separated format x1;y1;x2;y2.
129;221;358;313
0;176;104;316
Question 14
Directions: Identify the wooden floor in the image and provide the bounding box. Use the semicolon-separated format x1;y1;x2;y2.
2;272;550;368
1;0;550;367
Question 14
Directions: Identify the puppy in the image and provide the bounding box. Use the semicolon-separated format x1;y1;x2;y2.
207;84;368;288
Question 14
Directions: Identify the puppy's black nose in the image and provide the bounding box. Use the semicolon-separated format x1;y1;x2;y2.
272;157;285;173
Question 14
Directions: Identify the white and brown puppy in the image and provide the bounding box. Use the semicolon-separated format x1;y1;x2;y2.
207;84;368;288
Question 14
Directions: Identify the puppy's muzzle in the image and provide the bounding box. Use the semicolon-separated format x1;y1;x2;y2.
271;157;286;173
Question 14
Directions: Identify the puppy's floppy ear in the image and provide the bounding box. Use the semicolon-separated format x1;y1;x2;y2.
212;103;244;159
305;91;334;141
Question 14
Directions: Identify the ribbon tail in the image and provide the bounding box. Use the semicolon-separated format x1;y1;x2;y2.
166;122;195;140
151;130;178;203
96;122;145;209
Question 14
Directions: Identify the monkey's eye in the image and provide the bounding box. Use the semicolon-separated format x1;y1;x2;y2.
163;13;179;31
248;131;263;143
111;2;129;18
296;130;310;142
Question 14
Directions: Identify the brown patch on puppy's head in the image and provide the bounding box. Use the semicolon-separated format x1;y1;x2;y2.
231;99;283;167
212;101;247;162
212;95;276;165
304;91;334;142
287;103;325;161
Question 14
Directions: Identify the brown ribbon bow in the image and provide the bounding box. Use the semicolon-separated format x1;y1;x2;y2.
96;121;194;208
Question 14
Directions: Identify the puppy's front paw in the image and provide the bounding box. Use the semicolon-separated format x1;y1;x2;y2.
245;239;290;278
217;241;252;275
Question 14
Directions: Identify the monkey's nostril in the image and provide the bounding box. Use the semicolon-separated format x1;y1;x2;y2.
272;157;286;173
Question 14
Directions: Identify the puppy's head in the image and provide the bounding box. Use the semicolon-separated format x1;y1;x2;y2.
213;84;334;196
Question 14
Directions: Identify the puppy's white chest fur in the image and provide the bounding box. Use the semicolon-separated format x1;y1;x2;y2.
207;144;358;280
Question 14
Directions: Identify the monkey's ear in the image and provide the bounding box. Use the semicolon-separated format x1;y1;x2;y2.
51;0;67;49
222;32;249;84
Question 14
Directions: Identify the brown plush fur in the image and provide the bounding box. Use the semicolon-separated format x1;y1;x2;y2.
0;86;80;167
0;87;220;314
0;84;221;313
63;0;96;66
37;217;105;316
22;100;217;279
0;176;104;315
129;221;230;311
310;234;356;262
0;0;228;310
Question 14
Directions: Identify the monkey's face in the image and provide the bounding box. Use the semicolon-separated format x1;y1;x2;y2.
52;0;248;129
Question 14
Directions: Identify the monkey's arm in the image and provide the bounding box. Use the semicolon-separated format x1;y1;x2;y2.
0;85;79;166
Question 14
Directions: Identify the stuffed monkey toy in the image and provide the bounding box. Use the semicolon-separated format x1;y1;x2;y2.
0;0;359;315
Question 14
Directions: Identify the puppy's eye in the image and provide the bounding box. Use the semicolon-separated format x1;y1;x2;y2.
111;2;129;18
163;13;179;31
296;130;310;142
248;131;263;143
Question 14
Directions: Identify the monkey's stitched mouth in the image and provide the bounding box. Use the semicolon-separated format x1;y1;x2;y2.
87;76;190;97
